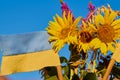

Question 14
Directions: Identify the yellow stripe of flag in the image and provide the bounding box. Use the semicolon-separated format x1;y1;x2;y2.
0;50;60;76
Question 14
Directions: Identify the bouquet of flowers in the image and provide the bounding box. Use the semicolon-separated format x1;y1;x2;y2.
44;0;120;80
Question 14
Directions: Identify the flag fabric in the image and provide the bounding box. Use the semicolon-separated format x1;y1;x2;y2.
112;43;120;62
0;31;60;75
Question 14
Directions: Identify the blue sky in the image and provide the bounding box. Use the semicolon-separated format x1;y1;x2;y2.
0;0;120;80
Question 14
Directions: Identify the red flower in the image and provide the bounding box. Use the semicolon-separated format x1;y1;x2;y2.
61;1;75;20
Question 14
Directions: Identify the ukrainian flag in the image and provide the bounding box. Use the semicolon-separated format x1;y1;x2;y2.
0;31;60;75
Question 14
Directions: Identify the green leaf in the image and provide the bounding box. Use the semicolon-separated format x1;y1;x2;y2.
64;75;69;80
83;72;97;80
80;70;87;78
112;65;120;79
69;54;80;62
46;67;57;76
46;75;58;80
63;66;70;76
60;56;68;63
42;67;57;78
72;74;79;80
97;68;106;76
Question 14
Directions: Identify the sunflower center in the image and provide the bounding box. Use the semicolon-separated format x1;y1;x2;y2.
59;28;70;39
97;24;115;43
79;31;93;43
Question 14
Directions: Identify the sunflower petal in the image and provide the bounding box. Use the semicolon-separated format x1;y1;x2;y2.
67;12;72;25
104;8;110;22
56;14;65;27
113;24;120;29
48;22;61;31
47;30;58;36
49;21;61;28
88;22;97;31
100;43;107;55
95;14;104;27
90;38;101;48
63;11;67;25
52;18;62;28
49;37;58;42
111;19;120;26
72;17;81;27
108;11;117;24
107;43;115;52
82;44;89;52
82;21;87;29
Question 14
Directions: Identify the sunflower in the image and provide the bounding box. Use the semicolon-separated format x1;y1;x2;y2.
46;12;81;52
77;21;96;52
91;6;120;55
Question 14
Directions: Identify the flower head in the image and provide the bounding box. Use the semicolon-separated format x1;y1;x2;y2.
76;21;96;52
46;12;81;52
91;6;120;55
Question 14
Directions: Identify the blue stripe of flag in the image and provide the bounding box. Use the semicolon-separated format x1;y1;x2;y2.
0;31;52;56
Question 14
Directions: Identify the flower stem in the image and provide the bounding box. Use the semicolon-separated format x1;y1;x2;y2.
103;59;115;80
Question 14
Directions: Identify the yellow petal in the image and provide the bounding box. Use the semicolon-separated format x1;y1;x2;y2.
114;32;120;40
67;12;72;25
113;24;120;30
107;4;112;12
115;29;120;34
52;40;64;52
47;30;58;36
82;20;87;28
57;40;64;51
62;11;67;25
88;22;97;31
100;43;107;55
48;22;61;31
82;44;89;52
56;14;65;27
95;14;104;27
108;11;117;24
107;43;115;52
111;19;120;26
68;35;77;44
72;17;81;27
70;13;73;25
49;37;58;42
90;38;101;48
49;21;60;28
104;8;110;22
53;17;61;27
